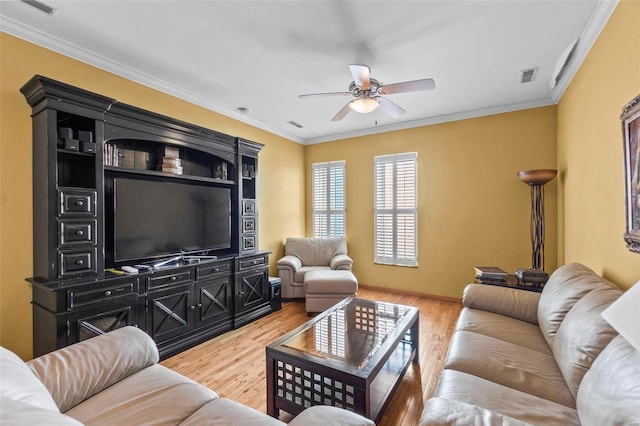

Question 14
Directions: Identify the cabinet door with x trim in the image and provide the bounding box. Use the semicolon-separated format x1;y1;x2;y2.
235;268;269;315
148;284;194;344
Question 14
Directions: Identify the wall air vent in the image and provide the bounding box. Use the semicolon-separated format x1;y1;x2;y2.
287;120;304;128
550;39;579;88
520;67;538;84
21;0;57;15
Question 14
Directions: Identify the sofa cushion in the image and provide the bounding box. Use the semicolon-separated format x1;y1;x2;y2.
27;326;159;413
0;347;59;412
456;308;551;355
180;397;285;426
65;364;218;424
552;286;621;399
538;263;615;348
0;398;83;425
419;397;532;426
288;405;376;426
444;331;575;407
435;369;580;425
463;284;540;324
576;335;640;426
285;237;347;266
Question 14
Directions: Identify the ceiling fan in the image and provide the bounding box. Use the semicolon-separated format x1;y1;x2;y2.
299;64;435;121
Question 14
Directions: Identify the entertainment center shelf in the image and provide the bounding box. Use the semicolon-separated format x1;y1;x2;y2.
21;75;271;359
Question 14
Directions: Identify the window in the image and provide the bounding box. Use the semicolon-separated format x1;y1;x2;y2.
312;161;345;238
374;152;417;266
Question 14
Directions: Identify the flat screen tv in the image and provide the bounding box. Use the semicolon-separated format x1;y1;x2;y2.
112;177;231;263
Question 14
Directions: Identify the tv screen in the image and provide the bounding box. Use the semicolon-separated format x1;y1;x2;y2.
113;178;231;263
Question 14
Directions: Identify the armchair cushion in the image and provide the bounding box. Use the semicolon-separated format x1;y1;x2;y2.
284;237;347;266
27;326;159;413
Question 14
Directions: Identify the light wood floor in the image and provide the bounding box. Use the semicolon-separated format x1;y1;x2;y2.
160;287;462;425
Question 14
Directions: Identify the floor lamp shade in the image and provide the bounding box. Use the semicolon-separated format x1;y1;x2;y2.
601;281;640;353
518;169;557;271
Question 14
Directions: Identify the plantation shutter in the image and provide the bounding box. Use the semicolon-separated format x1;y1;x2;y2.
312;161;345;238
374;153;417;266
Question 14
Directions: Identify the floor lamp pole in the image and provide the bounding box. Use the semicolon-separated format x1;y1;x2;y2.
518;169;557;271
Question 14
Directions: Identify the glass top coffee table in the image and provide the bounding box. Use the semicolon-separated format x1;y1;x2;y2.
266;297;419;422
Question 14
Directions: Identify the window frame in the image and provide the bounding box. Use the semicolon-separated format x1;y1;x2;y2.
374;152;418;267
312;160;346;238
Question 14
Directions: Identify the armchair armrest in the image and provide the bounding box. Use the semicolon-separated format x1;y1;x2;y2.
289;405;374;426
420;397;532;426
27;326;158;413
330;254;353;270
462;284;540;324
277;255;302;271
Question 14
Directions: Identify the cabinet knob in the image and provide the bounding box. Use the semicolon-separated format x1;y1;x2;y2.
214;268;219;272
198;303;202;308
189;305;196;310
239;291;245;295
75;230;84;236
74;200;84;206
104;290;112;296
75;259;84;265
170;276;177;281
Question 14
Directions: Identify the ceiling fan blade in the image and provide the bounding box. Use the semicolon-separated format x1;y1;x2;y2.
299;91;350;98
349;64;371;89
378;78;435;95
331;102;352;122
378;97;406;118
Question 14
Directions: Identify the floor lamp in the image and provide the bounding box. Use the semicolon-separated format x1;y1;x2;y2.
518;169;557;271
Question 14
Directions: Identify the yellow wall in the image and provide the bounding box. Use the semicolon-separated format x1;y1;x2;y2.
306;106;558;299
0;33;305;359
557;0;640;289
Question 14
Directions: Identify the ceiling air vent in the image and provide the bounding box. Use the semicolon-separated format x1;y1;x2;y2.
520;67;538;84
287;120;304;129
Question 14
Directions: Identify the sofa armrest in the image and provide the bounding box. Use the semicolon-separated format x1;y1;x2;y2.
26;326;159;413
289;405;375;426
330;254;353;270
420;397;532;426
462;284;540;324
277;255;302;271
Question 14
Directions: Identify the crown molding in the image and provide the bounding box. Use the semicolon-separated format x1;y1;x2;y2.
304;98;554;145
550;0;618;103
0;17;305;145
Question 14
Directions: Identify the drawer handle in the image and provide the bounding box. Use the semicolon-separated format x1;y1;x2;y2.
75;259;84;265
214;268;220;272
75;230;85;236
74;200;84;206
253;260;259;265
170;276;177;281
104;290;112;296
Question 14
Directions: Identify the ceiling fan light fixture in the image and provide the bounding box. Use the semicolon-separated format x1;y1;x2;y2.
349;97;379;114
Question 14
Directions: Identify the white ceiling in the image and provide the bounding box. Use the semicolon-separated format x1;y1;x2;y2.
1;0;617;145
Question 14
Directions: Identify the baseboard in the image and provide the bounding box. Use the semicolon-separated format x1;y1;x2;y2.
358;283;462;304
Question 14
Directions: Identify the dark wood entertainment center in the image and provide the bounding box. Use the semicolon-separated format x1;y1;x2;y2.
21;75;274;359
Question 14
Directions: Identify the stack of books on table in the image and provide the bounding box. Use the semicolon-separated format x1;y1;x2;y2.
515;269;549;287
474;266;508;284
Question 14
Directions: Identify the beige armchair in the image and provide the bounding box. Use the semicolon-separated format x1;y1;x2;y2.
277;237;353;300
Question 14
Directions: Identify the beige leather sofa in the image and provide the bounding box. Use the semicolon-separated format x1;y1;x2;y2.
0;326;374;425
421;263;640;425
277;237;353;299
